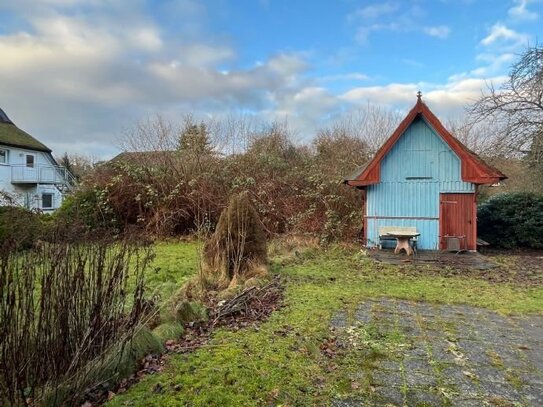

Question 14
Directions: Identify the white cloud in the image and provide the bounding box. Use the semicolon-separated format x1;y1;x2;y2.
348;2;399;21
347;3;430;44
172;44;236;67
266;53;309;77
459;22;532;80
340;76;509;117
0;2;314;156
320;73;369;82
0;1;532;158
132;28;163;51
341;83;419;107
508;0;539;21
423;25;451;39
480;23;529;49
355;22;401;44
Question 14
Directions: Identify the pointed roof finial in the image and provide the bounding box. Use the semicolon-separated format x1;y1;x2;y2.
416;90;422;101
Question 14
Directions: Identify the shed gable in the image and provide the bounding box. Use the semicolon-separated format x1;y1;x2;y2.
344;97;506;187
380;117;464;184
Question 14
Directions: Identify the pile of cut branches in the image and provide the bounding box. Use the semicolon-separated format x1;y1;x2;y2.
211;275;283;326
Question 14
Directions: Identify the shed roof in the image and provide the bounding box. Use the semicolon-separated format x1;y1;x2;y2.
344;96;506;187
0;108;51;153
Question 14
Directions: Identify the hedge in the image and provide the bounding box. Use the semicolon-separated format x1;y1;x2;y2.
478;192;543;249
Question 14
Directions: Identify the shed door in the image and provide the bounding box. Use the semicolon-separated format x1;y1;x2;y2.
439;193;476;250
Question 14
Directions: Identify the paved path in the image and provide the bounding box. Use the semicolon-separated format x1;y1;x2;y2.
330;298;543;406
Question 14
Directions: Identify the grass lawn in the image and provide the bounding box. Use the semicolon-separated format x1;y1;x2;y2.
109;242;543;406
140;240;201;318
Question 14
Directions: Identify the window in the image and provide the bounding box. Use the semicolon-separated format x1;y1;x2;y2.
42;193;53;209
26;154;35;168
0;149;7;164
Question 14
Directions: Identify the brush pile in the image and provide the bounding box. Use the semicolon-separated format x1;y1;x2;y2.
212;276;282;325
173;192;270;323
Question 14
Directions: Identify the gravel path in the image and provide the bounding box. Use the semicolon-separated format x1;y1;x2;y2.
330;298;543;406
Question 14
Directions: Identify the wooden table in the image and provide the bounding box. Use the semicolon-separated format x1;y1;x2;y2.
386;232;420;256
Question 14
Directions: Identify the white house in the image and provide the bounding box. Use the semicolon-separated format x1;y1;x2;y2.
0;107;74;212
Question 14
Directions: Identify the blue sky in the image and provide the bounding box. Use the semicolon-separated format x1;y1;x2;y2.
0;0;541;157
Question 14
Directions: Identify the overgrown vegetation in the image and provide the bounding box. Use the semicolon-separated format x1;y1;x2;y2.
0;225;158;406
58;114;376;242
478;192;543;249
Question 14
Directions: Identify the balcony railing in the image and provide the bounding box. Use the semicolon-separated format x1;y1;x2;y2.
11;164;76;187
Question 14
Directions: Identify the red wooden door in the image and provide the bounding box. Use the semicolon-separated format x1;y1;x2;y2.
439;193;476;250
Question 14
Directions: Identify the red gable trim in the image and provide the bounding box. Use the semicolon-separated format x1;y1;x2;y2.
346;98;507;187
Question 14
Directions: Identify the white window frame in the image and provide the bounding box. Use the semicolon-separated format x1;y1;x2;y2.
41;192;54;209
0;148;7;164
26;153;35;168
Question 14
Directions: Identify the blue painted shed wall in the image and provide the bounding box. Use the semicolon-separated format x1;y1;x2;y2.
365;117;474;249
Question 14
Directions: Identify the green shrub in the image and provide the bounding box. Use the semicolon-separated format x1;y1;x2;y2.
478;192;543;248
53;188;119;232
0;206;42;249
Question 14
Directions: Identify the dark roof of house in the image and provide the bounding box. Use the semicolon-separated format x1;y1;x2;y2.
109;150;180;165
344;96;507;187
0;108;51;152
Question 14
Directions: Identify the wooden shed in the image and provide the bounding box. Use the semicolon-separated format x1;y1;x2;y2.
344;94;506;251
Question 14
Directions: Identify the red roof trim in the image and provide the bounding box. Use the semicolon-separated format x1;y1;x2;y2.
346;98;506;187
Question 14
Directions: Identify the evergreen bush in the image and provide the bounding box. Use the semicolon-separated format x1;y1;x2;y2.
477;192;543;248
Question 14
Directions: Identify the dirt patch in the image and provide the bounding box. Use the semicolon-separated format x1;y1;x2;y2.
371;249;543;286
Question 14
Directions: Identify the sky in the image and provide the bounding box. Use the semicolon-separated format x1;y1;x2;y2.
0;0;541;158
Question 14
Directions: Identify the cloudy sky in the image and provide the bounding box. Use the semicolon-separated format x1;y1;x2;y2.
0;0;541;158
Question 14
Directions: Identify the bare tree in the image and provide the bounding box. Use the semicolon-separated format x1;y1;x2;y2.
446;116;510;158
322;102;401;156
469;45;543;156
212;113;260;155
57;153;99;181
118;114;179;153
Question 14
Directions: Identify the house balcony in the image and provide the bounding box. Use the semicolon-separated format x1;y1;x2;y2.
11;164;75;187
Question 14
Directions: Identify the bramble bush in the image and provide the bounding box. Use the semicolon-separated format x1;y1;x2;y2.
478;192;543;249
67;119;368;242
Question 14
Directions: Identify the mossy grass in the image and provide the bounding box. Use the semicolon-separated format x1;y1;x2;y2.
153;322;185;342
42;327;163;406
109;243;543;406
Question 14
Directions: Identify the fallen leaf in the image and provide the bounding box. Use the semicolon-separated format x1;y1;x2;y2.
269;388;280;399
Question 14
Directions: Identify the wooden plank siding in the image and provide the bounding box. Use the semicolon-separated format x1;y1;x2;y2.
364;117;475;250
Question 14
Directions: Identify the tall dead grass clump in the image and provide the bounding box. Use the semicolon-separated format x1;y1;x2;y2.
174;193;268;320
202;192;267;289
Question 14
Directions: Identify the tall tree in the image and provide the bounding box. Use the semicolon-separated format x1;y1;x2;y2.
177;119;215;173
469;45;543;157
178;122;213;156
